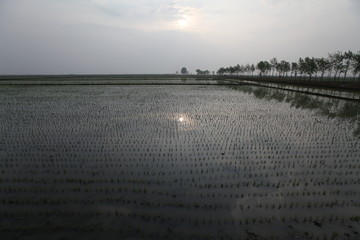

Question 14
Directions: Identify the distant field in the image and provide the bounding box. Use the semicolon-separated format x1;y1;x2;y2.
0;75;221;85
0;82;359;239
1;74;359;101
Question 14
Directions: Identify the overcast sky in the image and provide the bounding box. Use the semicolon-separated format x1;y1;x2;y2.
0;0;359;74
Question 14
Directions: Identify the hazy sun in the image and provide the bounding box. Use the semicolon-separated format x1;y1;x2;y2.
177;18;188;29
168;6;202;32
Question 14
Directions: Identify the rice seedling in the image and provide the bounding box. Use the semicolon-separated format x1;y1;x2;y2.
0;83;359;239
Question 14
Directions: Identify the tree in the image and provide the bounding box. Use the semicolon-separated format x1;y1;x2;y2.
250;64;256;76
257;61;271;76
265;61;271;75
234;64;241;75
281;60;291;77
245;63;251;75
352;52;360;80
270;58;278;76
291;62;298;77
181;67;188;74
298;57;316;80
315;57;330;79
343;50;354;79
217;67;227;75
298;58;306;79
228;65;236;75
215;49;359;80
239;65;245;75
275;60;290;77
304;57;317;80
196;69;210;75
329;51;344;80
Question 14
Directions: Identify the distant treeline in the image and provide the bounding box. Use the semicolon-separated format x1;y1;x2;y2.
213;50;360;80
195;69;212;75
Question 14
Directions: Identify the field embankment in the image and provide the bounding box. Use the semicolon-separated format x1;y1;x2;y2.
221;75;360;91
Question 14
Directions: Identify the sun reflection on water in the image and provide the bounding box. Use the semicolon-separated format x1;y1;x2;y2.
175;114;197;131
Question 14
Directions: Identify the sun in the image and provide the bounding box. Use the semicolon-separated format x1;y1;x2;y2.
167;6;203;32
177;18;188;29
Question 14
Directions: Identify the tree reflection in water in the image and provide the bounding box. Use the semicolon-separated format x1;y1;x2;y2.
227;85;360;137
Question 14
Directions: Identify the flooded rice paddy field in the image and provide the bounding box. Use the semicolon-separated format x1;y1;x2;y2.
0;84;360;240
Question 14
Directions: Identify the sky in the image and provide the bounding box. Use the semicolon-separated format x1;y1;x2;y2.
0;0;359;74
